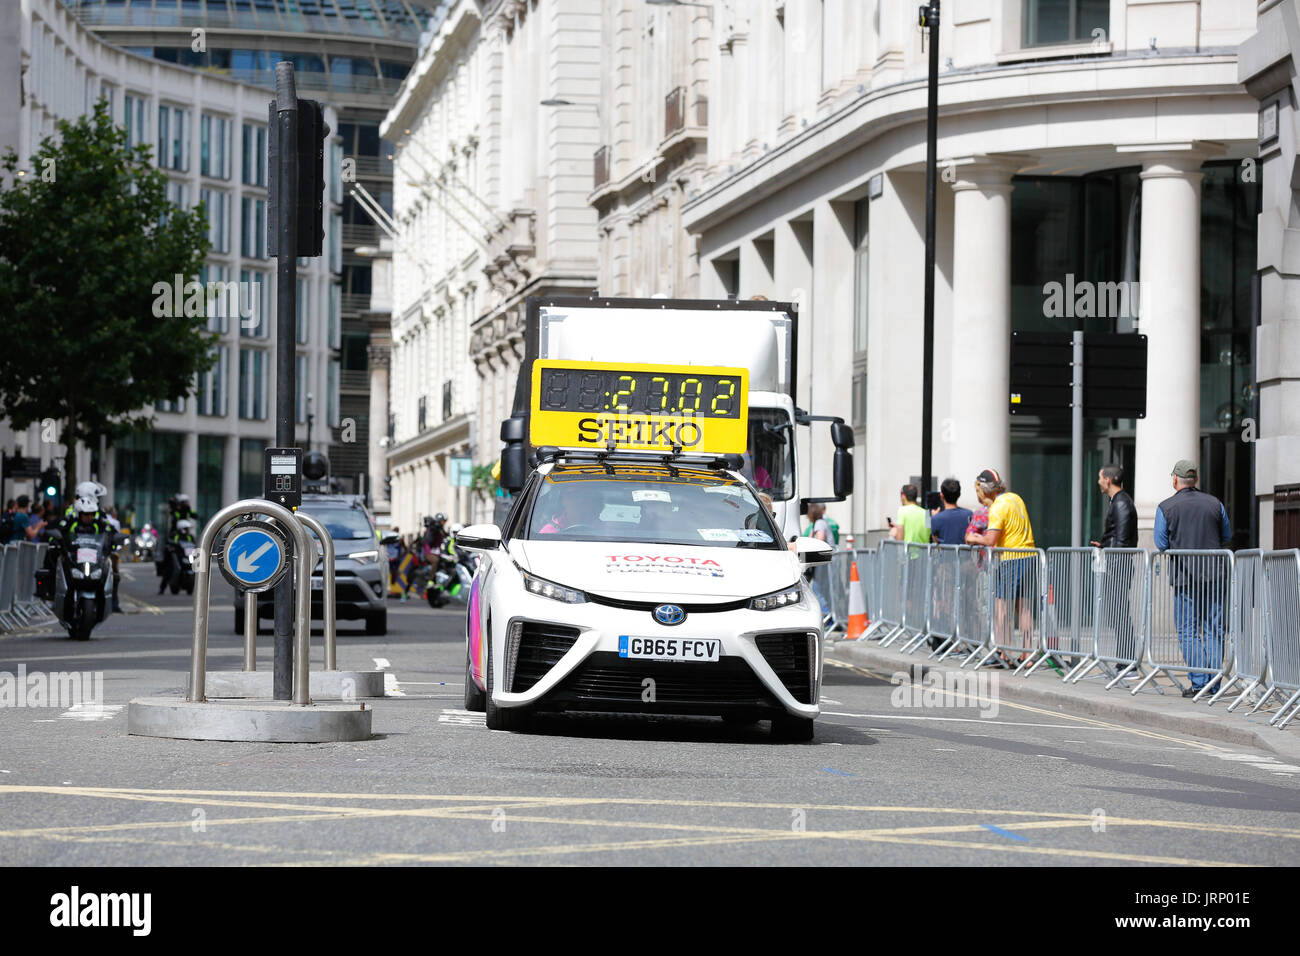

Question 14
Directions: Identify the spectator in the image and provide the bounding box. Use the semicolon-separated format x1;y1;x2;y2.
1091;463;1139;665
8;495;33;543
889;483;930;544
929;478;973;545
804;502;833;623
1155;459;1232;698
965;468;1036;662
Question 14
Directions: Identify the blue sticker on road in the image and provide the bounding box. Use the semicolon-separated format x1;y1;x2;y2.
223;527;284;587
981;824;1029;842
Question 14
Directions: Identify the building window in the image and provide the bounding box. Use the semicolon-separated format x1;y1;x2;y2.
124;94;148;150
1023;0;1110;47
157;105;188;171
114;430;182;529
198;264;232;334
296;354;308;424
239;269;269;337
155;396;185;414
200;188;230;253
197;435;225;523
241;197;266;259
853;198;869;354
296;277;310;344
241;123;266;186
200;113;231;179
238;348;267;420
197;345;228;417
238;438;265;500
166;180;188;216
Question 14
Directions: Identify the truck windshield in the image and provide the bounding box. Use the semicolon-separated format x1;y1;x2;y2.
743;408;794;501
525;466;783;549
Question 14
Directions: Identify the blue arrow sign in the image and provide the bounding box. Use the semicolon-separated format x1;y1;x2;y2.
223;527;284;587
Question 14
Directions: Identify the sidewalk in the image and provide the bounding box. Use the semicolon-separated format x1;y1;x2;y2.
827;636;1300;764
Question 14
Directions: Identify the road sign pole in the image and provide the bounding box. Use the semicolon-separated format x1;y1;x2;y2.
1071;330;1084;548
919;0;940;502
272;63;299;702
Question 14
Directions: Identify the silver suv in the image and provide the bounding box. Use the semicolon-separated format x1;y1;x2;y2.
234;494;389;636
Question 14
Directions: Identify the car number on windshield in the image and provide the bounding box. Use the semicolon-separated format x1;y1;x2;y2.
619;636;720;662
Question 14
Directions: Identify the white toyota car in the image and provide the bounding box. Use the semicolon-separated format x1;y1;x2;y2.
458;455;833;741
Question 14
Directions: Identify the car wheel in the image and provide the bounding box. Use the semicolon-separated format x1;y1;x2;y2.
485;635;531;732
364;610;387;636
770;715;815;743
463;641;486;712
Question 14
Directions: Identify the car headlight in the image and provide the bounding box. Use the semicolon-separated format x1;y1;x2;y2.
89;567;103;579
71;568;85;580
350;549;379;565
749;583;804;611
522;571;586;604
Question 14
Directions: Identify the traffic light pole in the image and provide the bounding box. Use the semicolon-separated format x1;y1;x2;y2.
272;64;299;702
920;1;940;504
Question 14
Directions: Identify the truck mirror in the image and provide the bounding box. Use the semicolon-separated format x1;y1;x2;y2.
500;415;525;443
830;421;853;449
501;443;526;493
833;446;853;499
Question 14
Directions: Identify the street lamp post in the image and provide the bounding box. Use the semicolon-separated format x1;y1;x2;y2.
919;0;940;505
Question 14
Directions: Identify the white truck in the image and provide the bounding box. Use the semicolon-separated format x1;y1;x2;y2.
497;296;853;536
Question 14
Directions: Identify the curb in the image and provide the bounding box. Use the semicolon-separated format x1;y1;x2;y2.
827;638;1300;763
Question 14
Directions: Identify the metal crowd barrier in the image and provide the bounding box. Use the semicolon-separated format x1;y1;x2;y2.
875;540;908;644
1216;550;1268;710
925;545;960;657
969;547;1045;672
1262;551;1300;730
856;548;885;639
827;550;853;633
1133;549;1233;697
1039;548;1095;679
898;543;932;652
0;544;16;629
953;546;993;664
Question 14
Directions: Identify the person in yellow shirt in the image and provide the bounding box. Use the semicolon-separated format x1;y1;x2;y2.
965;467;1037;661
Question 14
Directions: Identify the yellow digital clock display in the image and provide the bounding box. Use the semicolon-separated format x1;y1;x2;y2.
529;360;749;454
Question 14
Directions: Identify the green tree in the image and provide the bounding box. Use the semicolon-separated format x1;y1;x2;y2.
0;100;214;493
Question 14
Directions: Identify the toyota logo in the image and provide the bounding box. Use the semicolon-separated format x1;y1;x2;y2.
653;604;685;626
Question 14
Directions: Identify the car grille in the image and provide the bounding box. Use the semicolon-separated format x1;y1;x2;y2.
511;623;580;692
584;593;748;613
755;632;815;704
545;652;782;715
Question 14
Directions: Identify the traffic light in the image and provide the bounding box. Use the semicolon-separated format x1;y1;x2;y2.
267;97;329;258
384;475;392;500
39;467;60;504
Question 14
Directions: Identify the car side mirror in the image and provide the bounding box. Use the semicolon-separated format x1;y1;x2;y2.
457;523;503;552
795;536;833;564
833;446;853;499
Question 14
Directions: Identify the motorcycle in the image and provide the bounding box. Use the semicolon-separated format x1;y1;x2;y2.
132;523;158;562
425;551;473;608
41;529;119;640
158;539;198;595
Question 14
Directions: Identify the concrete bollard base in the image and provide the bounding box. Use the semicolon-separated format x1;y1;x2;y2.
127;696;372;742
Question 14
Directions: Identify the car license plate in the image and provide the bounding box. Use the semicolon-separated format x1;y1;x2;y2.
618;636;720;662
311;578;323;590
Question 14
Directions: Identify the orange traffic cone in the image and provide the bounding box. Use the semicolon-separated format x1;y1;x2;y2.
846;559;868;640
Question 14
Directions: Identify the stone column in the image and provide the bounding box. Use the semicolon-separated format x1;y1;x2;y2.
367;341;391;515
949;159;1018;488
1123;147;1209;532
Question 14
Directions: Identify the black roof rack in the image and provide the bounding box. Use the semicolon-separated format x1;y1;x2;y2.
536;448;744;473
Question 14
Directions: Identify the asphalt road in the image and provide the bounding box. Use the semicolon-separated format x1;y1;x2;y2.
0;562;1296;866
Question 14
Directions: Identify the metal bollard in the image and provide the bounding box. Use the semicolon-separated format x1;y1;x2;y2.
188;499;311;705
293;510;337;672
243;590;257;671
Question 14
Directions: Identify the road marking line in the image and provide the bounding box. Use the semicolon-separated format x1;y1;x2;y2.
822;711;1111;729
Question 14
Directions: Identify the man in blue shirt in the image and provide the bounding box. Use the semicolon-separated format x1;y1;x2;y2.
1154;459;1232;697
929;478;973;545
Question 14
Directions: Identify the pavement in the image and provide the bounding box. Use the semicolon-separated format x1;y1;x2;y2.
827;634;1300;765
0;562;1296;866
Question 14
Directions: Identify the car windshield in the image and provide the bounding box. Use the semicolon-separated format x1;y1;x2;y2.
301;506;374;540
524;465;782;549
742;407;794;501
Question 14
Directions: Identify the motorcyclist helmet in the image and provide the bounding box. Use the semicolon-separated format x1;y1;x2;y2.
433;513;447;525
450;523;464;534
174;493;191;508
73;481;104;515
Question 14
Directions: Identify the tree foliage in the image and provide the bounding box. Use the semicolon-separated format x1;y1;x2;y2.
0;100;214;489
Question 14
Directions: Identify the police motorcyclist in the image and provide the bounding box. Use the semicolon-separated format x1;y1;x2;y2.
422;513;447;553
56;482;122;613
167;493;197;537
159;516;198;595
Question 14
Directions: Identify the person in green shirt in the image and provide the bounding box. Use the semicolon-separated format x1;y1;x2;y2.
890;483;930;544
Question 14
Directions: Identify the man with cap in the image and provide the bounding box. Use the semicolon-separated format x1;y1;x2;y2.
965;467;1037;661
1154;459;1232;697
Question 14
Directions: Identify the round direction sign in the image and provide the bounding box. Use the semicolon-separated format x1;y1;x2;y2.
218;520;292;594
